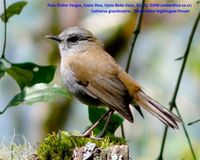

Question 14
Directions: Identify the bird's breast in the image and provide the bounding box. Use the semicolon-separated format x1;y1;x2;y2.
60;62;101;106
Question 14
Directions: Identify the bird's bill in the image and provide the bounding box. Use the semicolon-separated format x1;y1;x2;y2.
45;35;62;43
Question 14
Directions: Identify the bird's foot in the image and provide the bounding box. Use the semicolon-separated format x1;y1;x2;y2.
74;133;102;140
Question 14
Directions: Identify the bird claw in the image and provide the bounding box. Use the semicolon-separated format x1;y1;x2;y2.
75;133;102;140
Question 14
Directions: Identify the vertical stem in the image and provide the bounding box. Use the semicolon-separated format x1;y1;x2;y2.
171;10;200;104
174;106;196;160
120;123;125;139
158;10;200;160
157;126;168;160
125;0;145;72
121;0;146;139
2;0;7;59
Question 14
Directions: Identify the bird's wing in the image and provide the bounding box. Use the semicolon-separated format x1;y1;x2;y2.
65;50;134;122
77;74;134;123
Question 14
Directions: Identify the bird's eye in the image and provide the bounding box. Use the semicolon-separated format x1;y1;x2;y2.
67;36;79;44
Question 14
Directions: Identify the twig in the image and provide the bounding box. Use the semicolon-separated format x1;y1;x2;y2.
120;123;125;139
125;0;145;72
121;0;146;139
188;118;200;126
1;0;7;59
174;105;196;159
158;10;200;160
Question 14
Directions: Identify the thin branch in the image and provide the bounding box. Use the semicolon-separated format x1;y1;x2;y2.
125;0;145;72
1;0;7;59
158;10;200;160
120;0;146;139
0;105;8;114
120;123;125;139
188;118;200;126
174;106;196;160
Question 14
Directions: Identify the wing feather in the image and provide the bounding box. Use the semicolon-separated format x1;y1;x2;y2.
78;75;134;122
65;50;134;122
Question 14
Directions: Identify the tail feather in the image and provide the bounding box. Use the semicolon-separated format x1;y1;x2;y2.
133;103;144;118
135;91;182;129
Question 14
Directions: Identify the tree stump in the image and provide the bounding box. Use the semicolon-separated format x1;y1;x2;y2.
36;132;129;160
72;142;129;160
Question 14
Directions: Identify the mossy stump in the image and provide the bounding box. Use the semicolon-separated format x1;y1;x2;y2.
35;131;129;160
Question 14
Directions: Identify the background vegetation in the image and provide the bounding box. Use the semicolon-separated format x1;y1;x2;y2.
0;0;200;159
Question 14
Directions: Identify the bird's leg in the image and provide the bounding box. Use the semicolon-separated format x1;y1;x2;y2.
97;109;114;138
81;109;113;137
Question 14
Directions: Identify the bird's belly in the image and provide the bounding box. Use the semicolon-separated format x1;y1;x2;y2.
61;67;101;106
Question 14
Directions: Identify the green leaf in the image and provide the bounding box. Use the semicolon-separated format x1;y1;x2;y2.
0;60;7;79
6;62;56;90
6;66;33;89
88;107;124;136
0;83;71;114
0;1;27;22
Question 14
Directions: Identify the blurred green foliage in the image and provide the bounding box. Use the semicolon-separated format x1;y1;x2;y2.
0;83;70;114
89;107;124;136
7;63;56;90
0;1;27;22
1;0;199;159
0;1;69;118
188;49;200;77
0;61;6;79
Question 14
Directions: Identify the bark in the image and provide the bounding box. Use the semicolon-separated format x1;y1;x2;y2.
72;142;129;160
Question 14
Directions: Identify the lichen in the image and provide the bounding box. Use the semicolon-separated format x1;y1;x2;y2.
0;134;35;160
37;131;126;160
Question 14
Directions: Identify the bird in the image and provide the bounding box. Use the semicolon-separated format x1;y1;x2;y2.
46;27;182;137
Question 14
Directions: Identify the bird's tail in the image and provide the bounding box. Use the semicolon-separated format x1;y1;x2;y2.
118;70;182;128
134;90;182;129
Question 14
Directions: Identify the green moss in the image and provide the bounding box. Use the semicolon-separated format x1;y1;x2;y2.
37;131;126;160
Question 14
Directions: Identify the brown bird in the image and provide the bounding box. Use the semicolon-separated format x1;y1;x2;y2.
46;27;181;137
